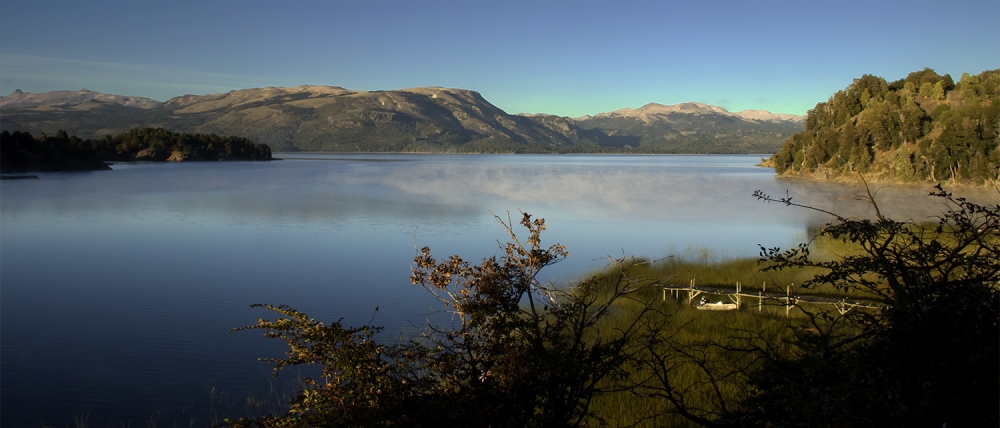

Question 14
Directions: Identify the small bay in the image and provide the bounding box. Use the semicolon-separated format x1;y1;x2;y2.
0;154;985;426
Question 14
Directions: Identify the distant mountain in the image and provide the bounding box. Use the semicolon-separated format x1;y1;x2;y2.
0;88;163;109
570;102;804;153
574;102;806;124
733;109;806;123
0;86;804;154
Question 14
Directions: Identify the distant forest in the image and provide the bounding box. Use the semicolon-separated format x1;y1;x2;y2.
769;68;999;184
0;128;272;173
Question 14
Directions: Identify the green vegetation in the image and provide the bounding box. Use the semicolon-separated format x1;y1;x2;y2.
0;128;271;172
88;127;272;162
232;188;998;427
0;129;110;172
739;185;999;426
769;68;1000;184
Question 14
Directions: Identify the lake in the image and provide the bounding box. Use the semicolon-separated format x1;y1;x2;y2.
0;154;988;426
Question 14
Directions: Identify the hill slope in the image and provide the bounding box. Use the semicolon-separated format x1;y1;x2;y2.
1;86;804;154
768;68;999;185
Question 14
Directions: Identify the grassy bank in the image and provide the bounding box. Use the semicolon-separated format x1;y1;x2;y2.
582;235;877;427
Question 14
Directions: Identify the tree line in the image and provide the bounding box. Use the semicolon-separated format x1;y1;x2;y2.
769;68;999;184
1;128;272;172
88;127;272;161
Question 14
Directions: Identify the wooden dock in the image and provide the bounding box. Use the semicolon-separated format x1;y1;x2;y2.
663;279;881;315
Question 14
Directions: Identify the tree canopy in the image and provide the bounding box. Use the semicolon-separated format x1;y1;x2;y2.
769;68;999;184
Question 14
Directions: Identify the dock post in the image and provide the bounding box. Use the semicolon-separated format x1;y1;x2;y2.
736;282;741;310
785;285;792;317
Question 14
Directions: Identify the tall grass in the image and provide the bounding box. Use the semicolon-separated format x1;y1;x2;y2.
581;234;874;426
587;273;807;426
642;232;887;299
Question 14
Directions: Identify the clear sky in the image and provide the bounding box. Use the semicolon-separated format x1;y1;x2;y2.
0;0;997;117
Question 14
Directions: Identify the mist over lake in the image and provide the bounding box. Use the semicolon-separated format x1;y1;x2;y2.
1;154;990;426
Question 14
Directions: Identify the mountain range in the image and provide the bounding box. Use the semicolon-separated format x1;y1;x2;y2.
0;86;804;154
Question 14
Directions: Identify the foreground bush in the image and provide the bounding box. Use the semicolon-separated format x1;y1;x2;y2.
226;212;664;428
741;184;999;426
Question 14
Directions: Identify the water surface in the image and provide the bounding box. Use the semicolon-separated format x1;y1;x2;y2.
1;154;986;426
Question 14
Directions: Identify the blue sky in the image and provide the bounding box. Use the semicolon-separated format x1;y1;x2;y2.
0;0;997;117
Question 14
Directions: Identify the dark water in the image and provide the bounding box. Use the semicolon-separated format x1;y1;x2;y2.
1;154;989;426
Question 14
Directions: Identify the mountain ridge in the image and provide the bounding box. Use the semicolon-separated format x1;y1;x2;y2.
1;86;804;154
1;87;804;121
0;88;163;109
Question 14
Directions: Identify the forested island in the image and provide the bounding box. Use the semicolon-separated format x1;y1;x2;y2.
768;68;999;184
0;128;272;173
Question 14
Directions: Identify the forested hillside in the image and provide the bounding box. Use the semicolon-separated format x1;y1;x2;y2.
769;68;999;184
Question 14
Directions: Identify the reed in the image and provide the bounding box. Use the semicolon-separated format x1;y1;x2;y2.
580;235;874;426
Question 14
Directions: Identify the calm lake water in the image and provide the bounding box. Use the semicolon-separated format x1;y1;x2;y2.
1;154;990;426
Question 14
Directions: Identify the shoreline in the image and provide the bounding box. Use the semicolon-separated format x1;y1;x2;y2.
773;170;1000;190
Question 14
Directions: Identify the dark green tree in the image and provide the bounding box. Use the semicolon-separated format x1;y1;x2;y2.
743;185;1000;427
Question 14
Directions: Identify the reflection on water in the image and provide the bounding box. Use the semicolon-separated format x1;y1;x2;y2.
1;154;994;426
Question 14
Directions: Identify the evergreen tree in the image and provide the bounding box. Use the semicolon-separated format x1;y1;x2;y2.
768;68;999;184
